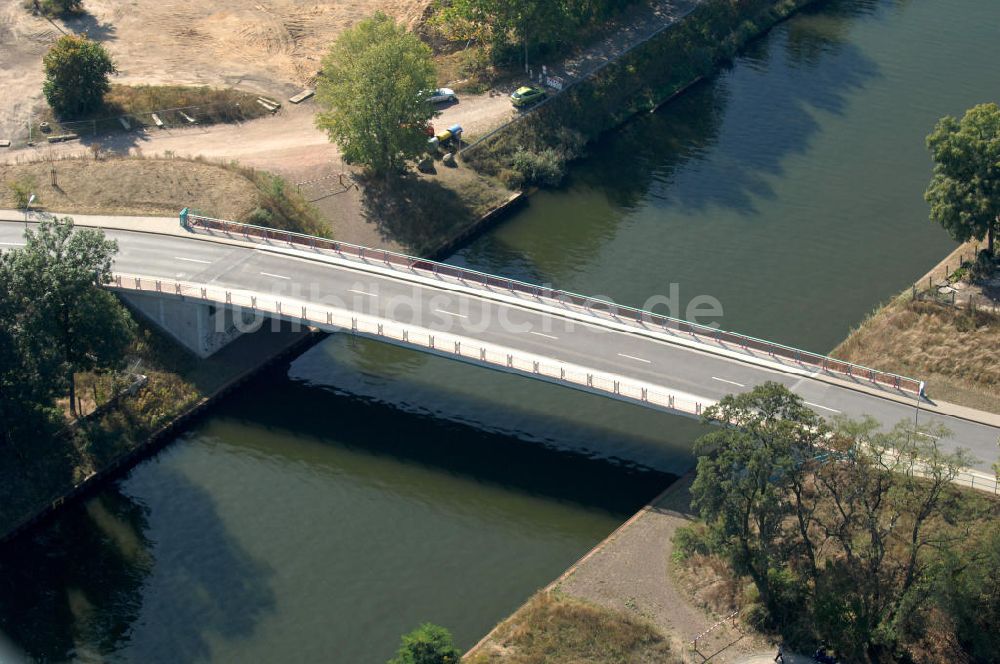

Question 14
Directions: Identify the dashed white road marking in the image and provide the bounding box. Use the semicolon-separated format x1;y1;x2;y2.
260;271;290;280
712;376;745;387
618;353;651;364
435;309;468;319
529;331;559;340
805;401;841;414
0;242;24;246
175;256;211;264
349;289;378;297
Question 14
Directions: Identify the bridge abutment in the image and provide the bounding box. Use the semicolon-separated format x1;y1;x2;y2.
120;292;264;358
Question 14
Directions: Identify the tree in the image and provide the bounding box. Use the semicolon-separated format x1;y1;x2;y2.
42;34;117;118
925;103;1000;256
315;13;436;176
36;0;84;17
691;382;826;621
9;218;134;416
387;623;460;664
0;252;62;452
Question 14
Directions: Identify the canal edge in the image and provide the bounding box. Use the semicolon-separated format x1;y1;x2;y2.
0;327;327;547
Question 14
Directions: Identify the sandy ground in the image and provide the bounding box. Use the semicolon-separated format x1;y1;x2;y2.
0;0;432;140
553;473;773;663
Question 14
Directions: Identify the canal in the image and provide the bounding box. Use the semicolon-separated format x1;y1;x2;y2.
2;0;998;660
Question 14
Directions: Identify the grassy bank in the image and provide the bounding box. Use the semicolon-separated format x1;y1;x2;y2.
0;317;312;542
465;592;678;663
36;84;270;138
462;0;816;188
833;292;1000;414
1;155;329;236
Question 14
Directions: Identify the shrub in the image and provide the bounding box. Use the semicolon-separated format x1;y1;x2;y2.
7;176;38;209
387;623;460;664
511;148;566;187
672;523;713;561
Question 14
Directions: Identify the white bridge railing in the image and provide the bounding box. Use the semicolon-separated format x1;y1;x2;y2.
178;210;926;397
108;271;714;419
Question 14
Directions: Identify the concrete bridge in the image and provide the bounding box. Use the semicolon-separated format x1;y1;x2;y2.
1;211;998;480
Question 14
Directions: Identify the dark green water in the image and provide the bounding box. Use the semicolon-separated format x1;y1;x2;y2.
3;0;1000;661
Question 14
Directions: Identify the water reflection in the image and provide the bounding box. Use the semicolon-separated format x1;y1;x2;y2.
0;469;276;663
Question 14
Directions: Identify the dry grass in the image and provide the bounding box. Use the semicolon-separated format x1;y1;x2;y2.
832;295;1000;414
1;157;258;219
466;591;678;664
1;155;330;236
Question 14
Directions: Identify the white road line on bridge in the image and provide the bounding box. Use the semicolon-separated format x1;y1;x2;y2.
618;353;651;364
174;256;212;264
805;401;841;414
712;376;745;388
435;308;468;319
529;331;559;340
0;241;24;246
260;271;291;280
349;289;378;297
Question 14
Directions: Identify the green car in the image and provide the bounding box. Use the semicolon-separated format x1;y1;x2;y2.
510;86;547;108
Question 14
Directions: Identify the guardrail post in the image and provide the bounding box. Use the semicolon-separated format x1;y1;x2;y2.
587;373;593;387
326;312;332;324
200;287;207;299
560;367;565;380
302;306;308;320
276;301;282;314
402;330;408;342
251;296;256;309
429;335;435;349
533;361;539;373
175;282;181;295
455;341;461;354
614;380;620;394
226;291;232;304
378;323;383;335
115;275;121;286
351;317;357;332
506;354;513;367
134;277;141;289
641;387;647;401
696;402;702;415
669;395;675;408
480;347;486;361
155;280;161;292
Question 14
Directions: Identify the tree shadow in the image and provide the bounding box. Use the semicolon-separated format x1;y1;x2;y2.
358;173;478;255
0;466;276;663
576;12;882;218
63;9;117;42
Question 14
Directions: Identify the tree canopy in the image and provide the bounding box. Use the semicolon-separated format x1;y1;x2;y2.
925;102;1000;255
690;382;983;662
387;623;460;664
315;13;436;175
42;34;117;118
1;218;134;426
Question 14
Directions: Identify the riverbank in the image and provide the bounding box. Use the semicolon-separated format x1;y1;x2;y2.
832;239;1000;416
465;472;770;663
0;319;321;545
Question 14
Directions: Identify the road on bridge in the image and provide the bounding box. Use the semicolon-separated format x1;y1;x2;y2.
1;220;997;472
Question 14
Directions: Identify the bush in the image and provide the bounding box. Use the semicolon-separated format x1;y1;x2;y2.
511;148;566;187
7;176;38;209
672;523;712;561
388;623;460;664
497;168;524;190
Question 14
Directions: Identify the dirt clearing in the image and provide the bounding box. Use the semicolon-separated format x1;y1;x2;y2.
0;0;434;141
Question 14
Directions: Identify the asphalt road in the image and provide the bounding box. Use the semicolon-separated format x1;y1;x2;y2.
2;224;997;470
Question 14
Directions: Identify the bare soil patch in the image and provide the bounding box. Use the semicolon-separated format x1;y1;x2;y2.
0;156;258;219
